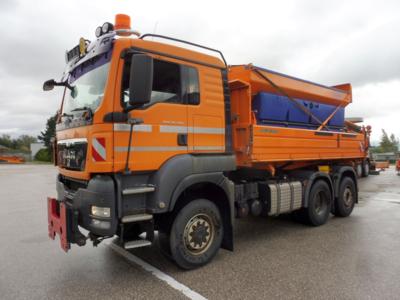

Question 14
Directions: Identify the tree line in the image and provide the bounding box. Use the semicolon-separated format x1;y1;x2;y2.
0;134;37;153
371;129;399;154
0;115;56;161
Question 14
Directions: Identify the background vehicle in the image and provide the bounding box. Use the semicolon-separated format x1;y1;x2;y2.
46;14;371;269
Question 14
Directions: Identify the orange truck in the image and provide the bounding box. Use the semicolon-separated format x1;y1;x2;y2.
0;156;25;164
44;14;371;269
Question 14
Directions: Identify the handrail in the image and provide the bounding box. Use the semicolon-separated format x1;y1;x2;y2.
140;34;227;68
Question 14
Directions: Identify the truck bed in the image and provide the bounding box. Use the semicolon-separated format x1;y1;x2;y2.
228;65;367;169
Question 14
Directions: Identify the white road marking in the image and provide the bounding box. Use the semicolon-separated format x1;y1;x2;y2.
107;242;207;300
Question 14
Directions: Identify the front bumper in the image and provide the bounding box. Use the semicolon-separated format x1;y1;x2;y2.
48;174;118;251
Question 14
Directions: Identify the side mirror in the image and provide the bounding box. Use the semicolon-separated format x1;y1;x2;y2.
129;54;153;107
43;79;56;91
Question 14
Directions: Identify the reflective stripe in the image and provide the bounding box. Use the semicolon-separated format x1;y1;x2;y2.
159;125;187;133
193;146;225;151
192;127;225;134
159;125;225;134
92;138;106;161
114;123;153;132
113;124;224;134
114;145;224;152
115;146;187;152
57;138;87;145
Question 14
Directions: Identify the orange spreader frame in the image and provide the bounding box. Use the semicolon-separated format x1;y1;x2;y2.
228;65;368;171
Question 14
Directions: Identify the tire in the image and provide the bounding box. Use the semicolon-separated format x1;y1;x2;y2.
362;161;370;177
334;177;356;217
302;180;332;226
169;199;223;270
356;164;363;178
158;231;173;260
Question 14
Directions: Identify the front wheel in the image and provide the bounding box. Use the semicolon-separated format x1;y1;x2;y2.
169;199;223;270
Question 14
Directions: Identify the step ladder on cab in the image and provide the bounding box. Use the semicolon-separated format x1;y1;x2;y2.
119;184;156;250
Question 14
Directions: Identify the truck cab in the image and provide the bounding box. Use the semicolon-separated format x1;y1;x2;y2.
46;14;236;269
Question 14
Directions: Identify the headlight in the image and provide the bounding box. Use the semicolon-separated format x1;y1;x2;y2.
101;22;114;34
95;26;102;37
91;206;111;218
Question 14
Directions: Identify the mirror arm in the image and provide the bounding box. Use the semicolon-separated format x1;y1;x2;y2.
55;81;74;91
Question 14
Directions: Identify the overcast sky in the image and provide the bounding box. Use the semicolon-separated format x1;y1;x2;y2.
1;0;399;143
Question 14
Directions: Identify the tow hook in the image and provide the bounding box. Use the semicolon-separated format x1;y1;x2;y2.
89;232;111;247
75;233;87;246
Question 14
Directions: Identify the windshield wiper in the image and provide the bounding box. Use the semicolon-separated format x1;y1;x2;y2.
71;107;93;119
61;112;74;118
71;106;92;113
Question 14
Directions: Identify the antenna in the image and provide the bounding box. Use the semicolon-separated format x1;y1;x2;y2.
152;21;158;40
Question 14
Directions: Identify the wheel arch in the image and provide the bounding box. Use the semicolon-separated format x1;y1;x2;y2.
287;170;334;208
148;154;236;213
332;166;358;203
170;173;235;251
295;171;334;208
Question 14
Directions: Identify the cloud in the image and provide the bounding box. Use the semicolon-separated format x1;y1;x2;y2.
0;0;400;144
0;0;18;11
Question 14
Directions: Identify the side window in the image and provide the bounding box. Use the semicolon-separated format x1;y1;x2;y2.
121;58;182;106
184;66;200;105
151;60;181;104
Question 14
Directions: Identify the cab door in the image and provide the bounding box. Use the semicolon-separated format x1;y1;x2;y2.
113;54;189;172
185;65;226;153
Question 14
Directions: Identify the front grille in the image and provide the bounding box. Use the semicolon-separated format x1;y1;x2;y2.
57;140;87;171
59;175;88;192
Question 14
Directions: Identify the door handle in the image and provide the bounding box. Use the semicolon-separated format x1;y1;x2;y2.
177;133;188;146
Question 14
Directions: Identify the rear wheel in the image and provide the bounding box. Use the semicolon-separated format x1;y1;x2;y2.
302;180;332;226
356;164;363;178
334;177;356;217
169;199;223;270
362;161;370;177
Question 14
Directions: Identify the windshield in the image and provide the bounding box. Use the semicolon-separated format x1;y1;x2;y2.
63;56;111;115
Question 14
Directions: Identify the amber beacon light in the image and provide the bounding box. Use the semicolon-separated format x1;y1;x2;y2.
114;14;132;36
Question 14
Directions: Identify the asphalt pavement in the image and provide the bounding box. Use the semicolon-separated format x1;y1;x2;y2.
1;164;399;299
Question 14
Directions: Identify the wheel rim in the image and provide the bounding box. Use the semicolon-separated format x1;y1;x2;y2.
343;187;353;208
314;191;328;215
183;213;214;256
365;163;369;175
